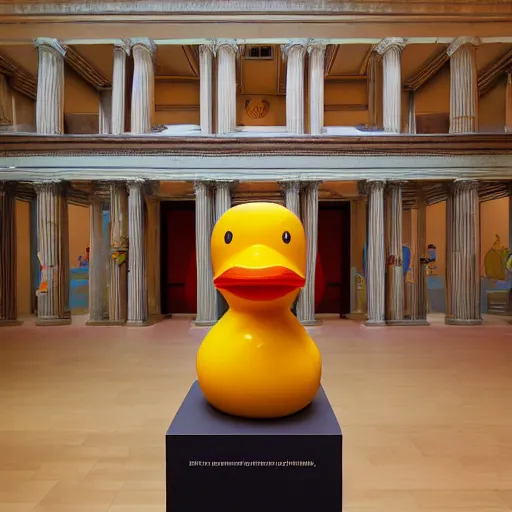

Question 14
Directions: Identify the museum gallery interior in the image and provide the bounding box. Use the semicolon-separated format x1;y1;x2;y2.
1;0;512;511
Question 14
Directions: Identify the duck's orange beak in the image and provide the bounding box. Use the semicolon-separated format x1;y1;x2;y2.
214;266;305;301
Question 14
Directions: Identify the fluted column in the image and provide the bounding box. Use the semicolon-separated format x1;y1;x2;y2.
195;181;216;325
506;71;512;133
35;38;66;134
448;37;480;134
109;182;129;324
367;52;383;129
87;188;109;324
34;181;71;326
445;180;482;324
366;180;386;326
199;44;214;135
216;42;238;134
214;181;233;319
281;181;301;218
308;41;326;135
0;182;21;326
99;90;112;134
386;182;405;323
127;180;148;325
145;192;161;317
130;38;155;134
375;38;406;133
111;41;130;135
445;188;453;319
297;182;320;325
282;41;307;134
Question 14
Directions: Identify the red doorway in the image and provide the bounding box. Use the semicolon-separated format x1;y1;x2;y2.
161;201;197;314
316;202;351;316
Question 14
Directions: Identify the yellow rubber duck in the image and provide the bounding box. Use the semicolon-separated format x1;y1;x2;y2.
196;202;322;419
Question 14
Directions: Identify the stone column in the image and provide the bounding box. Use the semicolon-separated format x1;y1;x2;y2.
445;187;453;319
386;182;405;324
214;181;233;319
130;38;156;134
194;181;216;325
99;90;112;134
111;41;130;135
34;181;71;326
446;180;482;325
127;180;148;325
448;37;480;134
109;182;129;324
281;181;301;218
413;191;429;324
506;71;512;133
308;41;326;135
367;52;383;129
375;38;406;134
0;182;21;326
297;182;320;325
87;193;106;323
145;192;161;317
282;41;307;134
199;44;214;135
366;180;386;326
35;38;66;134
216;42;238;134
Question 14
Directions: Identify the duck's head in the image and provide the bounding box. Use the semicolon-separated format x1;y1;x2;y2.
212;202;306;311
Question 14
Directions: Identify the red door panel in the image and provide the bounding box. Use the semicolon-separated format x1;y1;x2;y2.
163;203;197;314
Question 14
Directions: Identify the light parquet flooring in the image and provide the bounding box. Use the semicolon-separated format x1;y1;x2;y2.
0;314;512;511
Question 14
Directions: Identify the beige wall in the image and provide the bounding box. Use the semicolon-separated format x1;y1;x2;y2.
480;197;509;275
426;202;446;276
324;81;369;127
480;79;507;133
12;90;36;130
68;204;90;268
415;65;451;116
154;80;200;125
64;68;99;114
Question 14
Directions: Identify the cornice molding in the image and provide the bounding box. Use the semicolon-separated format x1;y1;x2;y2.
62;45;111;90
403;48;450;92
447;36;481;57
0;53;37;100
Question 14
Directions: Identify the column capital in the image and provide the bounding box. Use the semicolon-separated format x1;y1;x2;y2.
193;180;214;193
33;180;63;193
214;180;237;191
199;41;216;57
126;178;146;190
280;180;301;194
212;39;239;56
375;37;407;56
281;40;309;61
447;37;481;57
301;180;321;190
130;38;156;59
453;179;479;191
113;38;131;55
34;38;66;58
363;179;386;193
307;40;328;55
387;180;406;190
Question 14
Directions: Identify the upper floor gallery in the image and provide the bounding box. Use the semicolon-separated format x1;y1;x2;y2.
1;0;512;138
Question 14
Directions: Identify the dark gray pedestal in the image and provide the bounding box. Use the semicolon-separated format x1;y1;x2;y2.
166;381;342;512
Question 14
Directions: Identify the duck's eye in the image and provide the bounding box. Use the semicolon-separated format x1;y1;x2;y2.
282;231;291;244
224;231;233;244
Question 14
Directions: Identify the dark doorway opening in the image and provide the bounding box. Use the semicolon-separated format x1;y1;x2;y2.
161;201;197;315
316;201;351;316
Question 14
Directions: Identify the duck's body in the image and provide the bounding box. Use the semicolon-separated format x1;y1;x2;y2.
196;201;322;419
197;307;321;418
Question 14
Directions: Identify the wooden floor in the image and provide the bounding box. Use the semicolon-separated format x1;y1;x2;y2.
1;314;512;511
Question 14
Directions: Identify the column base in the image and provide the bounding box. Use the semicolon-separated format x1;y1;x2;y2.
86;319;115;326
193;319;217;327
36;317;72;326
0;319;23;327
445;317;483;326
386;319;430;326
364;319;386;327
300;319;323;326
126;319;152;327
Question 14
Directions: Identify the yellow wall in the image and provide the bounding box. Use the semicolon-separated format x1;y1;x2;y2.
415;65;451;116
13;90;36;129
16;200;32;315
68;204;90;268
64;69;99;114
324;81;369;126
480;79;506;133
480;197;509;275
154;80;200;125
237;95;286;126
426;202;446;276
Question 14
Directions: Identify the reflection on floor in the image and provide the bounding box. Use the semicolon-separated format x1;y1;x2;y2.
1;315;512;511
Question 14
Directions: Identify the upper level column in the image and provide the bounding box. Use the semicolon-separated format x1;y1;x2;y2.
447;37;480;134
216;41;238;135
282;41;307;134
308;41;327;135
375;38;406;133
130;38;156;134
35;38;66;134
199;43;215;135
111;40;130;135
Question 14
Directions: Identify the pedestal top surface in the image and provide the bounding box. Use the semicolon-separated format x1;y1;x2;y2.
167;381;341;436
